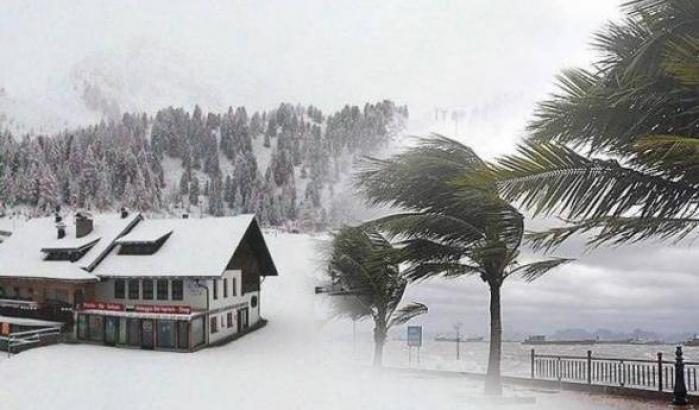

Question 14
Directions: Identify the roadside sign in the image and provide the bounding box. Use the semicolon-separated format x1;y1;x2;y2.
407;325;422;347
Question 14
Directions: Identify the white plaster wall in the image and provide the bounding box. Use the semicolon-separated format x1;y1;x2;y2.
93;278;209;310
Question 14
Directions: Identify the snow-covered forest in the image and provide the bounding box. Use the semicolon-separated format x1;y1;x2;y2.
0;100;407;230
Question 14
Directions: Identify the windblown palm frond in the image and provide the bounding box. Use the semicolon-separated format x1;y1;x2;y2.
508;258;573;282
525;216;699;252
494;141;699;220
387;303;428;328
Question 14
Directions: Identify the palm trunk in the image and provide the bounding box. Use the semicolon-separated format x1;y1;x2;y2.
485;282;502;396
373;317;387;367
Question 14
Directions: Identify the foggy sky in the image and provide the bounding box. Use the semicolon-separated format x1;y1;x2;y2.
5;1;698;337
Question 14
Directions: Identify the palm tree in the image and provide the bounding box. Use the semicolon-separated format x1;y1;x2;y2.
356;136;570;395
488;0;699;249
325;225;428;367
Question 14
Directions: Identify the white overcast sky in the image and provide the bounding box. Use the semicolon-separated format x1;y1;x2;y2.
4;1;699;337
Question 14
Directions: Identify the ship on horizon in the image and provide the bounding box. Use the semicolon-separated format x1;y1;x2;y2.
434;335;484;343
522;335;596;346
683;335;699;347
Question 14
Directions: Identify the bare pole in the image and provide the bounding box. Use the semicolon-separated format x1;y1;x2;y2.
453;322;463;361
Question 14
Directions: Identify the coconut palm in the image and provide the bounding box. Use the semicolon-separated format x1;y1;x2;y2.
325;225;427;367
356;136;570;395
488;0;699;249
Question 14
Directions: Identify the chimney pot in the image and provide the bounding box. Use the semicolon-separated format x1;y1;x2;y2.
75;211;94;238
120;207;129;219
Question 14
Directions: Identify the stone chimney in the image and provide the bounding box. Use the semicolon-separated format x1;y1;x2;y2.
75;211;94;238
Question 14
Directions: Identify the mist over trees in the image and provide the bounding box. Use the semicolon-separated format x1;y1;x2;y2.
0;100;408;230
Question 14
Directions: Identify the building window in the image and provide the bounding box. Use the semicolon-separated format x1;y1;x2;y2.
28;288;34;299
114;280;125;299
171;280;183;301
226;312;233;328
13;287;19;298
157;280;169;300
128;279;140;300
210;316;218;334
231;278;236;297
223;279;228;298
0;286;4;298
213;280;218;300
142;280;154;300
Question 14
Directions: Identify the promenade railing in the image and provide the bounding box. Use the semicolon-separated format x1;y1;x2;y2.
530;347;699;399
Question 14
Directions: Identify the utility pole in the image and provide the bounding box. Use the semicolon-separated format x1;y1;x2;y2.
453;322;463;361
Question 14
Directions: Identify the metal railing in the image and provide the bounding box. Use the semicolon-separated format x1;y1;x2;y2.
0;326;62;356
531;347;698;402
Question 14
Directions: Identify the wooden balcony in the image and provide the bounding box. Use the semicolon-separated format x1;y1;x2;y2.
0;298;74;325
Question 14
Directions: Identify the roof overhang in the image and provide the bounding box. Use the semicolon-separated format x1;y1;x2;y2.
41;238;101;253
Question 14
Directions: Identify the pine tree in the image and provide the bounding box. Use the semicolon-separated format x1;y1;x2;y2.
179;172;190;196
189;176;200;206
36;164;59;211
224;174;234;207
208;173;224;216
94;169;112;210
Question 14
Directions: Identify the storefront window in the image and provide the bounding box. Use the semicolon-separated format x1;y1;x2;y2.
156;320;176;349
177;321;189;350
88;315;104;342
118;318;127;345
226;312;233;328
104;316;119;345
191;317;205;347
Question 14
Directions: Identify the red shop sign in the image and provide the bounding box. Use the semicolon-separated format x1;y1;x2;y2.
134;305;192;315
81;301;125;311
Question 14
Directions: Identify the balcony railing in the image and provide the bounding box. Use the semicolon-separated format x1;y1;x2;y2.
0;298;74;325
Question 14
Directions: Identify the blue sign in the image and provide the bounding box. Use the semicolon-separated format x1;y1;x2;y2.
407;325;422;347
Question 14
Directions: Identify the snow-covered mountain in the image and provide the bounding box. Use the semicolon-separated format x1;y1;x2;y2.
0;100;408;231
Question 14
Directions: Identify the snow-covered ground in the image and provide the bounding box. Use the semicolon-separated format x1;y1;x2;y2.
0;233;674;409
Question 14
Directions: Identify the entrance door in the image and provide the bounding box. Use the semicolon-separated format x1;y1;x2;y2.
141;319;154;349
104;316;119;346
127;318;140;347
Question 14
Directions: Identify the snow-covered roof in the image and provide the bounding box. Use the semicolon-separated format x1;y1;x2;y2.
0;212;141;281
93;214;270;278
